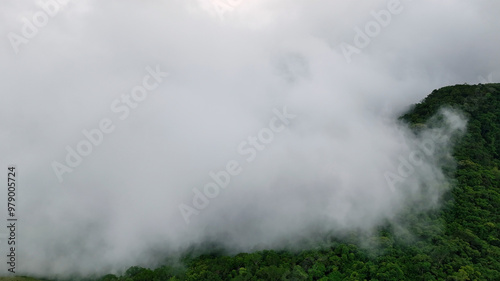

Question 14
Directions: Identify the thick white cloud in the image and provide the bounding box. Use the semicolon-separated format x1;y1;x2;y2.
0;0;498;277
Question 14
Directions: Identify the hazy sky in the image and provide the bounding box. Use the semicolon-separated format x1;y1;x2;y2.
1;0;499;277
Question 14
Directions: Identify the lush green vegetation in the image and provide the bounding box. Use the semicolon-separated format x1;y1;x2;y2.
0;277;45;281
25;84;500;280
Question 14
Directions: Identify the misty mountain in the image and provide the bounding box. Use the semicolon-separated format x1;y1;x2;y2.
18;83;499;281
2;1;500;280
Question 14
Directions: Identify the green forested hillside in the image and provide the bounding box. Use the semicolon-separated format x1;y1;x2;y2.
28;84;500;280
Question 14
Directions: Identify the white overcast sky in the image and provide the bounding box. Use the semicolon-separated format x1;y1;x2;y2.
0;0;499;277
